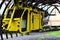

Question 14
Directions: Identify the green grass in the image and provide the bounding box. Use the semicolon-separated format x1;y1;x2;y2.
49;31;60;36
37;31;60;40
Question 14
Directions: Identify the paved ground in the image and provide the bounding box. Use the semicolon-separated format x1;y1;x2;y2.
4;36;60;40
0;31;60;40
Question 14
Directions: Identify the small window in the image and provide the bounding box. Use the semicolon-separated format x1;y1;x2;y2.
13;9;24;18
6;9;13;18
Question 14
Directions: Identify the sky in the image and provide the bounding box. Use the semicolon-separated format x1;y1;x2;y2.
0;3;6;15
0;0;13;15
0;1;8;15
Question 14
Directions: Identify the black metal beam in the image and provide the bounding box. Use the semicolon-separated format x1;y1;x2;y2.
0;0;5;9
55;6;60;14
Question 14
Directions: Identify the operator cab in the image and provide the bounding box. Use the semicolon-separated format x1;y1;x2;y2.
3;8;29;33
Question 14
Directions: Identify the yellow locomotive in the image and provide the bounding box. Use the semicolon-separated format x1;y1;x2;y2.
2;0;43;35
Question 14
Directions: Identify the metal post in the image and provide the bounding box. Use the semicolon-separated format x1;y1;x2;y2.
16;33;18;37
10;33;13;38
0;34;3;40
5;32;8;39
0;18;3;40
